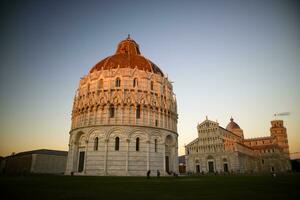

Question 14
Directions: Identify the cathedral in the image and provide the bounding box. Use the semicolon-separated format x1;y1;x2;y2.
185;117;291;174
65;36;178;176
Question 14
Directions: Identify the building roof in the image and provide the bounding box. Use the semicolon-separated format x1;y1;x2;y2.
219;126;241;138
8;149;68;157
186;138;199;147
243;136;273;141
250;144;280;150
236;142;255;150
89;36;164;76
226;117;241;130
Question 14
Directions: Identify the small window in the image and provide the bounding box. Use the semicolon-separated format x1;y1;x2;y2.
271;166;275;172
109;105;115;118
133;78;138;87
136;105;141;119
98;79;103;89
154;139;157;153
155;119;158;127
115;78;121;87
94;137;99;151
115;137;119;151
136;137;140;151
261;159;264;164
150;81;154;90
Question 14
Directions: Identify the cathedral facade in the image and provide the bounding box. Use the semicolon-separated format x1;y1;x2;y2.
185;117;291;174
65;36;178;176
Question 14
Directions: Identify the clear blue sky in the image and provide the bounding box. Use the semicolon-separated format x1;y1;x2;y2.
0;0;299;156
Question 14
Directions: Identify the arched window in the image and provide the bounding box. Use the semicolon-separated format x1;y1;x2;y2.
150;81;154;90
154;139;157;153
109;105;115;118
98;79;103;89
94;137;99;151
115;78;121;87
136;137;139;151
115;137;119;151
136;105;141;119
133;78;138;87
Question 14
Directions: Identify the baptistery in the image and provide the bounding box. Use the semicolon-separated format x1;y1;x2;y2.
65;36;178;176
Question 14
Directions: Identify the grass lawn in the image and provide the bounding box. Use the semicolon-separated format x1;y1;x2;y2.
0;174;299;200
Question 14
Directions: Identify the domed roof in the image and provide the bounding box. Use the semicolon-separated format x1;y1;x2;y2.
89;35;164;76
226;117;240;130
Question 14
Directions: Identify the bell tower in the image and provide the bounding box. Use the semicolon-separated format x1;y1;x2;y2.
270;120;289;156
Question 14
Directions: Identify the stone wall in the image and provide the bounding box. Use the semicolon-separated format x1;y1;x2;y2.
31;154;67;174
66;125;178;176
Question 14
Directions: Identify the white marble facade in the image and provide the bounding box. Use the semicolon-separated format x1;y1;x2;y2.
65;37;178;176
185;118;291;174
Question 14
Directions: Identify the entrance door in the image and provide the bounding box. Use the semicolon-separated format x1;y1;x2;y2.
165;156;169;173
196;165;200;173
223;163;228;172
271;166;275;172
208;161;214;173
78;151;85;172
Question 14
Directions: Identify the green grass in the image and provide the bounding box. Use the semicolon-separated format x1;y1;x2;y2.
0;174;299;200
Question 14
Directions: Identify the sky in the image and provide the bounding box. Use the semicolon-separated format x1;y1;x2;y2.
0;0;299;157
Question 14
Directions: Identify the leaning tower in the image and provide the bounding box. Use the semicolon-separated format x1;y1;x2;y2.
65;36;178;176
270;120;289;156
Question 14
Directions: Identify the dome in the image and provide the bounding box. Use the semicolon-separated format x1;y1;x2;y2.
226;117;240;130
89;35;164;76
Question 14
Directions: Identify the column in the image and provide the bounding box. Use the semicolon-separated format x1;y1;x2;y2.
71;115;74;129
93;107;97;125
129;105;132;125
147;140;150;171
163;143;166;175
167;114;169;129
148;106;151;126
104;139;109;175
170;115;173;131
87;110;90;125
81;112;84;127
101;106;105;124
121;106;124;124
81;112;84;126
141;106;144;126
134;105;137;125
126;139;130;175
72;142;78;172
158;109;161;128
106;105;109;124
164;112;166;128
84;139;88;174
153;109;156;127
